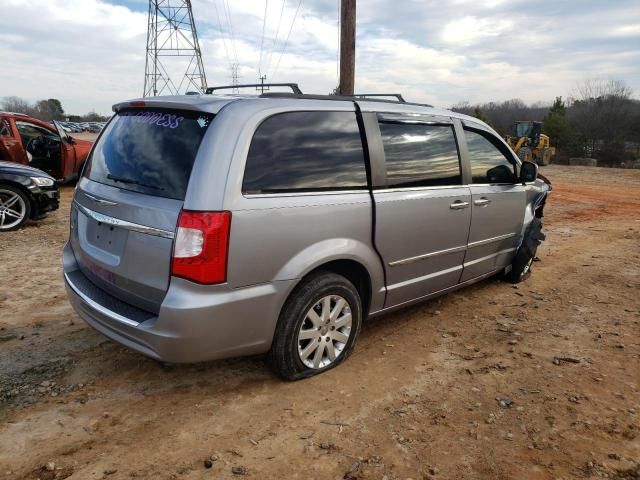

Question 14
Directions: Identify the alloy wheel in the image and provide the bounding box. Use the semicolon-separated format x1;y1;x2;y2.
0;189;27;230
297;295;353;369
522;256;534;276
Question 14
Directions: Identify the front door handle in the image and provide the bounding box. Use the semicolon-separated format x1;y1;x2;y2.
450;200;469;210
474;198;491;206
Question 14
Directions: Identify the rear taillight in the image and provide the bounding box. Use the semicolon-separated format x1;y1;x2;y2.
171;211;231;284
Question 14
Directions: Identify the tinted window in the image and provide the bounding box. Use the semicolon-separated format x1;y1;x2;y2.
465;129;516;184
379;122;461;188
242;111;367;193
85;109;213;200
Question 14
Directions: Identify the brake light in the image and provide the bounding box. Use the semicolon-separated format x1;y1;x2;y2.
130;101;146;107
171;211;231;284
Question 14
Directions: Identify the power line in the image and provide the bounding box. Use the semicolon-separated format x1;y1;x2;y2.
258;0;269;76
271;0;302;80
222;0;239;65
213;0;232;71
263;0;286;77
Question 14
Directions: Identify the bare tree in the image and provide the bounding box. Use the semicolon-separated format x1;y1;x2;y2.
451;98;549;135
568;79;634;164
1;96;37;116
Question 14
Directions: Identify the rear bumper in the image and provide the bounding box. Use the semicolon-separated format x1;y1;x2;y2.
63;242;294;363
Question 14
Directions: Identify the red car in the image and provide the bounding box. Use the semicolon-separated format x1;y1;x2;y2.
0;112;93;182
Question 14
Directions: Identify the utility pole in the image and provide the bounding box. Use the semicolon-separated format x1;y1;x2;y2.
258;75;268;93
339;0;356;95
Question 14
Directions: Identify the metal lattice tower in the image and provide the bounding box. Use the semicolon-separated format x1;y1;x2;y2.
144;0;208;97
230;63;239;93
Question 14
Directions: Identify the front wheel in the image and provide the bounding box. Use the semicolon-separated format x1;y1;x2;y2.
0;185;31;232
508;217;545;283
538;147;552;166
268;272;363;380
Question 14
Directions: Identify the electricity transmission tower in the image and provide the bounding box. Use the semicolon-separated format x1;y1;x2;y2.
231;63;240;93
144;0;208;97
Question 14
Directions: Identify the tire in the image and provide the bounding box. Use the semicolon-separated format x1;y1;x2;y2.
268;272;363;380
0;184;31;232
538;147;551;166
508;217;545;283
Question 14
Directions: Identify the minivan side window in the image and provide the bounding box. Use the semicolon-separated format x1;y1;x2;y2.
378;122;461;188
242;111;367;194
464;129;517;184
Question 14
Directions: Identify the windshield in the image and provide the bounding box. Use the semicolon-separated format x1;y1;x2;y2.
83;109;214;200
515;122;533;137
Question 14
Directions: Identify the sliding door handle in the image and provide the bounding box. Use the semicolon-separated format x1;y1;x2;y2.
474;198;491;206
450;200;469;210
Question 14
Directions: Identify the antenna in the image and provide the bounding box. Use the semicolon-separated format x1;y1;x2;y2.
144;0;208;97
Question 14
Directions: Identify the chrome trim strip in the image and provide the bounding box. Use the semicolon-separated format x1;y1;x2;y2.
243;189;368;198
64;271;140;327
389;245;467;267
467;232;516;249
73;201;175;239
245;185;472;196
387;264;462;290
83;192;118;206
469;183;519;187
374;185;466;193
463;247;517;268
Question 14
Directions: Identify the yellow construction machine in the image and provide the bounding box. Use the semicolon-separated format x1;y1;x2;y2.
505;121;555;166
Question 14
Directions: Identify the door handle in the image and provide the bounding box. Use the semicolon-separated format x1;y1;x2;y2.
450;200;469;210
474;198;491;206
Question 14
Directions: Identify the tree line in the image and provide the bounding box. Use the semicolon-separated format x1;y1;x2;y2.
452;80;640;166
0;96;109;123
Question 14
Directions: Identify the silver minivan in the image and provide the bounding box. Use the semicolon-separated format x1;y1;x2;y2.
63;87;550;380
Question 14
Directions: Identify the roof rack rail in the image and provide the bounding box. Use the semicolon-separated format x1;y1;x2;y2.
259;92;433;108
205;83;302;95
351;93;406;102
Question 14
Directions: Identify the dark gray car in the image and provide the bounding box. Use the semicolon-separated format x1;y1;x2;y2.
63;91;550;379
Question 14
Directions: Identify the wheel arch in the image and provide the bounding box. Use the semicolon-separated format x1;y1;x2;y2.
271;235;386;314
0;178;35;206
302;259;373;318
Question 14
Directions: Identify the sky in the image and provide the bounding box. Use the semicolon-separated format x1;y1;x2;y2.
2;0;639;115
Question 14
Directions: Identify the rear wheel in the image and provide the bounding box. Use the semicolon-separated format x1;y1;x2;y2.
0;185;30;232
268;272;362;380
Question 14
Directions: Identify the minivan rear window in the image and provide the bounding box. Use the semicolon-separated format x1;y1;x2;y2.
84;109;214;200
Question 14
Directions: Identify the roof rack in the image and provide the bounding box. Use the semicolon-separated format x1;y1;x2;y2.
205;83;302;95
351;93;406;102
259;92;433;108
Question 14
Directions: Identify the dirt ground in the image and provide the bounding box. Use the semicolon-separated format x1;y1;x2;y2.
0;166;638;480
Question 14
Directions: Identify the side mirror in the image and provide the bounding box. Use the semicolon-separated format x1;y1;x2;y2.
66;136;76;145
520;161;538;183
